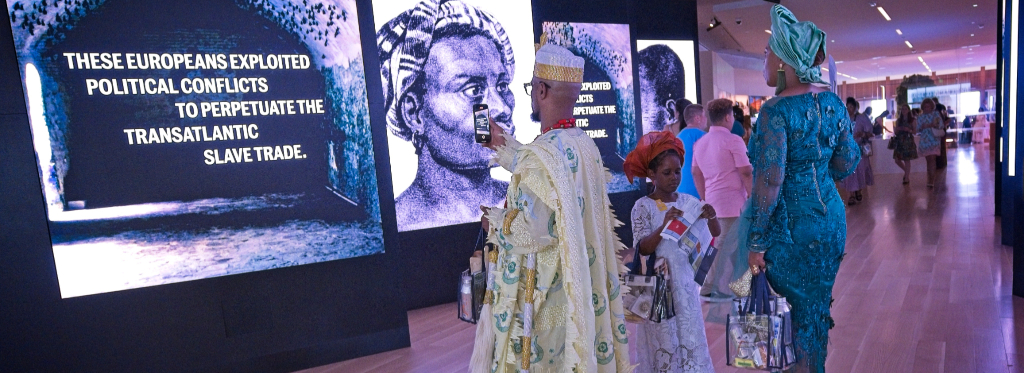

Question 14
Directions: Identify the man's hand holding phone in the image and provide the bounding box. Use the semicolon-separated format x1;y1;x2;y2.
482;115;506;150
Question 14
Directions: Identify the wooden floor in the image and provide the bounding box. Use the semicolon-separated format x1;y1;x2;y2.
299;145;1023;373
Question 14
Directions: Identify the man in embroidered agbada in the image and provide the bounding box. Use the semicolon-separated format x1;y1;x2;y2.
469;41;632;373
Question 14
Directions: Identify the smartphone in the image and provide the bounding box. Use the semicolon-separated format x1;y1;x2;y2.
473;104;490;143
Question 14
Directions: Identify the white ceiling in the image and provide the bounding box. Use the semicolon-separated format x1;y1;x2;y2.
697;0;999;83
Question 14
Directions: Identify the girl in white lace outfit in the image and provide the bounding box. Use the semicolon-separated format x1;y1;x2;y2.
624;131;720;373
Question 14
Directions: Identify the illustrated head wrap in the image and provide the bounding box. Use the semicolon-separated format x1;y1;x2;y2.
533;38;584;83
377;0;514;141
623;131;686;183
768;4;827;85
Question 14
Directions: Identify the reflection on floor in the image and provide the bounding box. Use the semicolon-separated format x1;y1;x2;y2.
299;145;1023;373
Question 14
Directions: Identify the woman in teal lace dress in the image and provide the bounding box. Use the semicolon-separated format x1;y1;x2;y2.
743;5;860;372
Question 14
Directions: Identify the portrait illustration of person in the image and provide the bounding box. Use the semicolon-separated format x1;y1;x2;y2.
378;0;516;231
638;44;690;135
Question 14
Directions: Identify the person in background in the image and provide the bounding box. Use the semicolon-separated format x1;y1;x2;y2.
936;103;950;169
872;110;889;137
960;105;974;145
840;97;874;205
975;109;991;144
892;104;918;185
692;98;752;310
626;131;719;373
916;98;943;188
743;5;861;371
731;105;746;138
676;104;707;199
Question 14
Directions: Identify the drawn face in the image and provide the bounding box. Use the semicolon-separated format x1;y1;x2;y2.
416;35;514;170
639;68;675;134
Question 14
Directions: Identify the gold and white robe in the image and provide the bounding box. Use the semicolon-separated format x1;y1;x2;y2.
478;127;632;373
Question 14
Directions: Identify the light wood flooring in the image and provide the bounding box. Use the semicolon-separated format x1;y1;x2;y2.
299;145;1023;373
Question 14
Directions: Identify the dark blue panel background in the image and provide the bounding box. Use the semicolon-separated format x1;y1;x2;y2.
0;0;700;371
44;0;328;205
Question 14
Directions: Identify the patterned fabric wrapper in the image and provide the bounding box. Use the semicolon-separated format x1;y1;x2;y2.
377;0;514;141
623;131;686;183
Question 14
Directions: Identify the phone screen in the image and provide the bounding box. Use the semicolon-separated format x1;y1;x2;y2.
473;104;490;143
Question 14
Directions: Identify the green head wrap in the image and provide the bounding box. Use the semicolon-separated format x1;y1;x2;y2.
769;4;827;85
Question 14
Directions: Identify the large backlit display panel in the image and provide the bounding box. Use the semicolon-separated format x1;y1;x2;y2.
7;0;385;298
373;0;536;232
543;21;638;193
636;40;697;135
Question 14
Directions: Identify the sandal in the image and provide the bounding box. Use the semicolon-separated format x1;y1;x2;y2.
903;176;909;184
855;192;863;201
847;198;857;206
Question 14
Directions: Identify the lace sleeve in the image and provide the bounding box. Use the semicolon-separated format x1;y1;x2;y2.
631;199;653;249
747;107;787;253
491;133;523;171
829;105;860;180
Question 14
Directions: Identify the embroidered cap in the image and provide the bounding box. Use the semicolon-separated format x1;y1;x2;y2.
534;43;584;83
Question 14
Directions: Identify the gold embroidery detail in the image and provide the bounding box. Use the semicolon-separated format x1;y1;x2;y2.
503;208;521;236
483;250;498;305
522;268;538;291
535;63;584;83
520;336;533;370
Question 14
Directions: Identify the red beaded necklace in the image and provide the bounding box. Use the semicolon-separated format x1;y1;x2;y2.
541;118;576;134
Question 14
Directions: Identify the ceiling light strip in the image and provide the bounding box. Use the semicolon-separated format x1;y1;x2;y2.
877;7;892;21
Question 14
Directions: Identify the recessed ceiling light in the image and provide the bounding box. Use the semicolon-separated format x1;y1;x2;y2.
896;29;903;35
905;41;914;48
765;30;772;34
877;7;892;21
972;34;975;36
974;4;978;7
